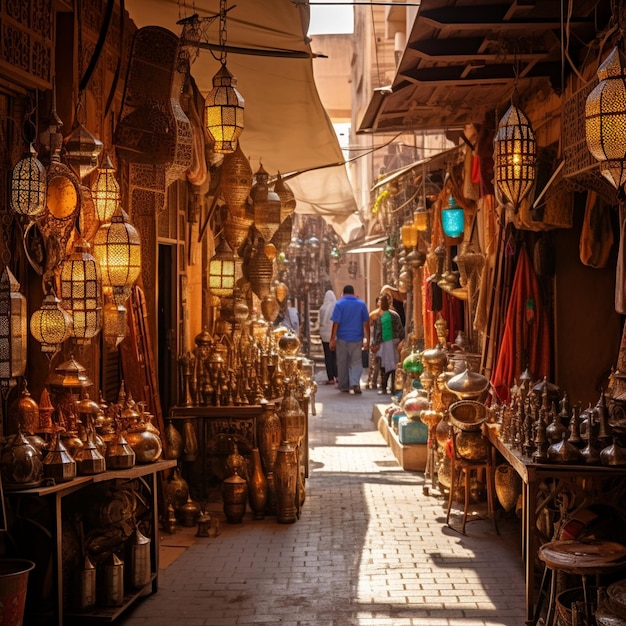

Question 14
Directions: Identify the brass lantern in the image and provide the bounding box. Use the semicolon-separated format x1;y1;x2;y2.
252;165;281;243
91;153;120;224
205;63;245;154
103;302;127;348
60;238;103;344
0;267;27;388
209;236;236;297
585;45;626;191
30;289;73;357
92;207;141;306
494;104;536;209
10;143;47;219
274;173;296;223
64;122;103;180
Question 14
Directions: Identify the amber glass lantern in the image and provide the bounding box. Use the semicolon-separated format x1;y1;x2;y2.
92;207;141;306
494;104;536;209
30;290;73;357
585;45;626;190
401;223;418;248
10;144;47;219
60;238;103;344
205;64;245;154
103;302;127;348
413;206;429;232
209;236;236;297
91;153;120;223
0;267;27;387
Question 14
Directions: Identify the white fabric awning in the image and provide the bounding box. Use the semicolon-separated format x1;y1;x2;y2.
125;0;360;240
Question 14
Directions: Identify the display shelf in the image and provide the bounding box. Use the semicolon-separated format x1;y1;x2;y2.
7;459;176;626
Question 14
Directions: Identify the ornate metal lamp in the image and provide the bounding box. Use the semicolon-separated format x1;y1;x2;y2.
91;153;120;223
441;195;465;239
252;165;281;243
0;267;27;388
204;0;244;154
585;45;626;191
10;143;47;219
92;207;141;307
64;121;103;180
30;289;73;357
209;236;236;297
103;302;127;348
494;104;537;209
60;238;103;344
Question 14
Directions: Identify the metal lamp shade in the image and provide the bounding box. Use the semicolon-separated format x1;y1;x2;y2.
441;196;465;238
30;291;73;356
585;45;626;190
273;174;296;223
60;240;103;343
0;267;27;385
209;237;236;297
205;64;245;155
93;209;141;307
10;145;47;218
103;302;127;348
252;165;281;244
494;104;537;208
64;122;103;180
91;154;120;223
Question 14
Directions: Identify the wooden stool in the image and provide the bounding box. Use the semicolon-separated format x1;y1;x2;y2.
538;540;626;625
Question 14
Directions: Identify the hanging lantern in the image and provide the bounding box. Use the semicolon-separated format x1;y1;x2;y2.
103;302;127;348
91;153;120;223
441;195;465;239
585;45;626;190
205;64;245;154
10;144;47;219
274;173;296;223
494;104;536;208
413;206;429;232
209;236;236;297
401;223;418;248
92;208;141;307
60;239;103;344
0;267;27;388
64;122;103;180
30;290;73;357
252;165;281;243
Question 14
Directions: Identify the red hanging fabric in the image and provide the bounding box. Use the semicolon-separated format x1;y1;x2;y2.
491;247;551;403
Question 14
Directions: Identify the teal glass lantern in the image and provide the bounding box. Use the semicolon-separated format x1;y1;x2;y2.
441;195;465;238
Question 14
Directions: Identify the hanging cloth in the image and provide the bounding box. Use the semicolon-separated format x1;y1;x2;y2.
491;246;551;403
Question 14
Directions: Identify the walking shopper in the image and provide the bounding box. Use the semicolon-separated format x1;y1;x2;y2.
371;293;405;394
329;285;370;394
318;289;338;384
381;284;407;328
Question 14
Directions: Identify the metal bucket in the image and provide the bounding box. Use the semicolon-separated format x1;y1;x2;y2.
0;559;35;626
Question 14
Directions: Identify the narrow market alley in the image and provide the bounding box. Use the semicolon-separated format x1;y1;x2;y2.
120;375;527;626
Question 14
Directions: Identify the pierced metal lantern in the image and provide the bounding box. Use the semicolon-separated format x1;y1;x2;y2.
209;236;236;297
103;302;127;348
91;153;120;223
60;239;103;344
92;208;141;307
10;144;47;218
252;165;281;244
205;63;245;154
494;104;537;208
585;45;626;190
274;173;296;223
30;290;73;357
441;195;465;239
0;267;27;388
64;122;103;180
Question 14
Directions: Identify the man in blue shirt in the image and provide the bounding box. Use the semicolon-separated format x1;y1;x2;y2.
329;285;370;394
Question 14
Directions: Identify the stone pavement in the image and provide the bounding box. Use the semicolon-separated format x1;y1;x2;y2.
120;374;527;626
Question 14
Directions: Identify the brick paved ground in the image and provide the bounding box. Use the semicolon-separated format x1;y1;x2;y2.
120;373;527;626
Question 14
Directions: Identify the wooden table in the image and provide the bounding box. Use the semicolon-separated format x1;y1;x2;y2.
484;424;626;624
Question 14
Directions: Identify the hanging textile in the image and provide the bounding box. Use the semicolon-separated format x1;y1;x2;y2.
491;246;551;403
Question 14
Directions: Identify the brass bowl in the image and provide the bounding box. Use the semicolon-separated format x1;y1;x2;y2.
448;400;488;432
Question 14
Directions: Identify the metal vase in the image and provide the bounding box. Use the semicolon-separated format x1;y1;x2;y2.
274;441;298;524
130;528;151;589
